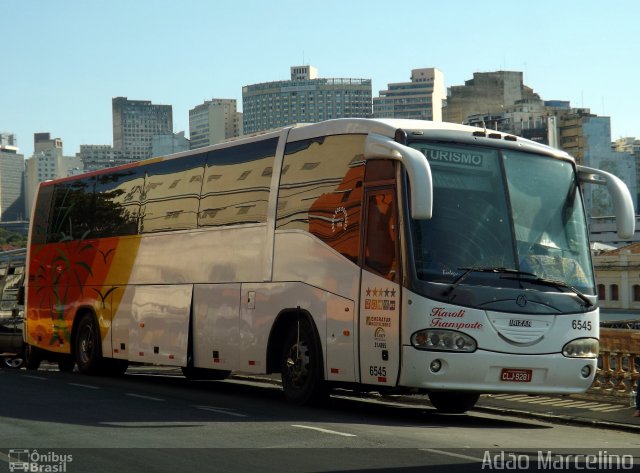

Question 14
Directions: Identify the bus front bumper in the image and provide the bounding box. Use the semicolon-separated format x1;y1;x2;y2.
399;346;596;394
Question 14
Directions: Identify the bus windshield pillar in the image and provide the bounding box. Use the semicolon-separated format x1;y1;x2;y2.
364;133;433;220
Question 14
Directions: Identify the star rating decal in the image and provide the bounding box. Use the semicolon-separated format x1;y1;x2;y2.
364;287;396;298
363;287;397;311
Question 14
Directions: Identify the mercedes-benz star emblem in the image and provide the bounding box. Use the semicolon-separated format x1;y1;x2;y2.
516;295;528;307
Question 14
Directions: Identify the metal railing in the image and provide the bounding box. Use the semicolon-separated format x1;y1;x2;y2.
592;327;640;398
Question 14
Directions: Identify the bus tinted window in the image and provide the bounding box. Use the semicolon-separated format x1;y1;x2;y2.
48;177;94;242
31;184;54;245
93;168;145;238
140;154;206;233
199;138;277;227
276;134;365;264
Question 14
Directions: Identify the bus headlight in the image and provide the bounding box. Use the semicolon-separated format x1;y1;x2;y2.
562;338;599;358
411;329;477;352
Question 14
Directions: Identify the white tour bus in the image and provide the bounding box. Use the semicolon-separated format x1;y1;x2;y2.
24;118;635;413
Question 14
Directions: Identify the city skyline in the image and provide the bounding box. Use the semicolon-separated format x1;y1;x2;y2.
2;0;639;158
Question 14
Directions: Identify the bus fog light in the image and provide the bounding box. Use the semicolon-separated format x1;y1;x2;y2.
581;365;592;378
430;359;442;373
562;338;599;358
411;329;477;352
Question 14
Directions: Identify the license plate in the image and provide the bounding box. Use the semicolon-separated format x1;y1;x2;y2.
500;368;532;382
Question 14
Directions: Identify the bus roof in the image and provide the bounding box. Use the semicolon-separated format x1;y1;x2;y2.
38;118;572;189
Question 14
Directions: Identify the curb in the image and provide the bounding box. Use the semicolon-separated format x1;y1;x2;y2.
230;373;640;433
472;403;640;435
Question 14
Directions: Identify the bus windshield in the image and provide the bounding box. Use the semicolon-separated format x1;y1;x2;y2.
409;142;595;295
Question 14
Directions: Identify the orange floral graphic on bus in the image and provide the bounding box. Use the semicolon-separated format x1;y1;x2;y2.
28;237;117;351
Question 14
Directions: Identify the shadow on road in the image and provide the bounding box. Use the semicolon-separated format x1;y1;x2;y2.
0;366;550;433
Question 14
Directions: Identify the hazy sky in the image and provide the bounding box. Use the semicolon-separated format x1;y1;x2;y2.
3;0;638;158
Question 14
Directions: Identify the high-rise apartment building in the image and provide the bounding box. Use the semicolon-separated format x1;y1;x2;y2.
0;143;25;221
614;137;640;156
443;71;540;125
373;68;445;121
189;99;243;149
112;97;173;162
34;132;63;154
151;131;190;157
242;65;372;135
569;115;637;219
32;133;64;182
25;133;82;218
0;133;18;149
77;145;127;172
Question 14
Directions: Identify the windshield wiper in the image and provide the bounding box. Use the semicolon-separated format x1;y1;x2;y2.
443;267;534;297
443;267;593;308
500;273;594;308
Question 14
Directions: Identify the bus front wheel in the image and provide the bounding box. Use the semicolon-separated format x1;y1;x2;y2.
428;391;479;413
280;319;327;405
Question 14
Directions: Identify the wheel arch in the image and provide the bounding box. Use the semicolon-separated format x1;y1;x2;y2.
266;308;324;377
69;305;101;357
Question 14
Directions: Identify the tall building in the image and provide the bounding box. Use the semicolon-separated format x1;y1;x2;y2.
31;133;64;182
112;97;173;162
189;99;243;150
25;133;82;218
0;133;18;149
373;68;445;121
462;99;573;145
570;115;637;218
0;142;25;221
151;131;190;157
34;132;62;154
614;137;640;156
242;65;372;135
77;145;127;172
614;137;640;206
443;71;540;125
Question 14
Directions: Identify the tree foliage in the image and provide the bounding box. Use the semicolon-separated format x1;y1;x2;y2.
0;228;27;249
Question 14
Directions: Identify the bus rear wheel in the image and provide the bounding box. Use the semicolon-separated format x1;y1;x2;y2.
428;391;479;413
24;344;41;371
280;319;327;405
75;314;102;375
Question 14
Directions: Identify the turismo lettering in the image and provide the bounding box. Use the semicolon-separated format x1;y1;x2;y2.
424;149;484;166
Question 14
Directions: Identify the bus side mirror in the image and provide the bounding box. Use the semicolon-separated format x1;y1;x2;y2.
577;165;636;239
364;133;433;220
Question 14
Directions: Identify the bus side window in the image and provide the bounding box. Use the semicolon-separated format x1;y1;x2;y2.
199;138;277;228
364;189;398;282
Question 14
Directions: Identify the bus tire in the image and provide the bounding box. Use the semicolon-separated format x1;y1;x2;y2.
428;391;479;414
280;318;327;406
75;313;102;375
24;344;41;371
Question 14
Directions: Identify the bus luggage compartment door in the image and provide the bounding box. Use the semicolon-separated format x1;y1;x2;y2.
127;285;192;366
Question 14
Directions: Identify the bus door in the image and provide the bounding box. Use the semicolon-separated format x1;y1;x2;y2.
359;161;401;387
